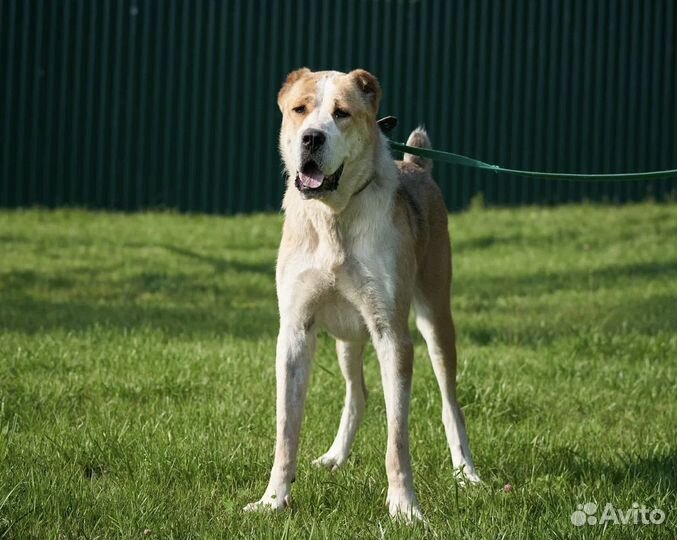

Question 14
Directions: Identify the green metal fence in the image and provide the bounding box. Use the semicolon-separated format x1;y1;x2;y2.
1;0;675;213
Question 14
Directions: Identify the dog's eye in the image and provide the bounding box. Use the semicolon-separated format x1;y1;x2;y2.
292;105;306;114
334;108;350;119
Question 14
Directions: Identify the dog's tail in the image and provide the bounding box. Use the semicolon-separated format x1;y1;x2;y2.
403;127;432;172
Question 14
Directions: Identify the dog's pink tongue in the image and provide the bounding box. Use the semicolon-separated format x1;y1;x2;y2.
299;170;324;189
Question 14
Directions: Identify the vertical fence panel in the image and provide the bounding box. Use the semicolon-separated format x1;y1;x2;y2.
27;1;43;205
1;0;14;206
14;0;29;207
0;0;675;214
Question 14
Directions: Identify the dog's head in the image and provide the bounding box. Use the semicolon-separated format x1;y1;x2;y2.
277;68;382;207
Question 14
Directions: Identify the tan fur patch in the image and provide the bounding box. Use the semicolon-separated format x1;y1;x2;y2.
277;67;311;111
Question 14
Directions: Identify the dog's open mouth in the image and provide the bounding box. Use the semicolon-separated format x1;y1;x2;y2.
295;161;344;197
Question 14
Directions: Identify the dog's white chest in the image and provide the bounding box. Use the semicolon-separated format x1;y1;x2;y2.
277;207;400;343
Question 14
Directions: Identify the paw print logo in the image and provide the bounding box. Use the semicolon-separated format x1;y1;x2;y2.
571;502;598;526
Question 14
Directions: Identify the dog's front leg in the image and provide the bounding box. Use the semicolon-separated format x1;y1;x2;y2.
372;330;423;522
244;324;316;511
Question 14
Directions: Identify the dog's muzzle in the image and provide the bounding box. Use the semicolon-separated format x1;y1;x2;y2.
295;161;344;198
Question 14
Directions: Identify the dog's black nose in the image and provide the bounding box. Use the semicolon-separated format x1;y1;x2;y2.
301;129;326;152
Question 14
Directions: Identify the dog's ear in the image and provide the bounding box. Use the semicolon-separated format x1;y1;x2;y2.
277;67;310;112
350;69;382;114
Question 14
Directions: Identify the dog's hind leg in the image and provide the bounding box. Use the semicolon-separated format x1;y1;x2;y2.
313;339;367;470
414;281;480;485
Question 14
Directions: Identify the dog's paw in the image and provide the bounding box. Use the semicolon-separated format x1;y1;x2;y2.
242;492;290;513
312;450;348;471
454;467;482;487
386;490;423;523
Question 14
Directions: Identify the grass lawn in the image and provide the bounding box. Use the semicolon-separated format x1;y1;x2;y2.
0;202;675;539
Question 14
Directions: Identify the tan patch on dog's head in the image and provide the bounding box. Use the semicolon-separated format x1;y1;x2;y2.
327;70;382;147
347;69;382;114
277;67;311;112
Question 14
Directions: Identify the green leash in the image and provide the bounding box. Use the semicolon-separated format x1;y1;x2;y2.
378;117;677;182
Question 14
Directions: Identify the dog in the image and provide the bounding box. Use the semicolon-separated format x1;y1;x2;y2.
244;68;480;520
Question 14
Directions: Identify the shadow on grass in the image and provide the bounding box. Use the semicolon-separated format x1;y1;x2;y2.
0;295;278;339
453;229;580;252
144;243;275;275
453;259;676;346
538;446;677;493
2;241;673;342
455;260;676;301
0;243;278;338
459;293;676;347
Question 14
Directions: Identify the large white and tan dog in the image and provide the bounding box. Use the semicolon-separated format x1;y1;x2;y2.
244;68;480;520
